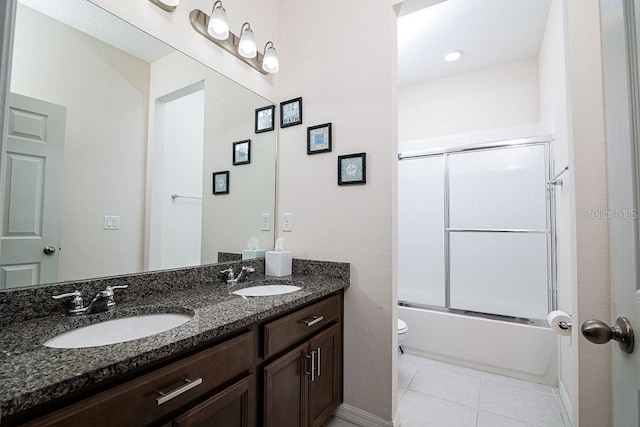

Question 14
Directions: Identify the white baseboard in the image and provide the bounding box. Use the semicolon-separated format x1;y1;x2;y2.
335;403;397;427
558;381;573;426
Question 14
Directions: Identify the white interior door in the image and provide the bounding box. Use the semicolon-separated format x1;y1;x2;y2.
601;1;640;425
0;93;65;288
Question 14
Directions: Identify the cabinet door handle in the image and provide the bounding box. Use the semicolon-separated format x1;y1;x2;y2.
302;315;324;327
317;347;321;377
156;377;203;405
306;351;316;382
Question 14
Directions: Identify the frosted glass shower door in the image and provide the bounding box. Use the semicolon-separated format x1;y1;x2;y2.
398;156;445;306
447;144;549;319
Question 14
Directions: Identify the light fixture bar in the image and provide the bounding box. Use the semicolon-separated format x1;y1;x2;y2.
148;0;178;12
190;9;268;75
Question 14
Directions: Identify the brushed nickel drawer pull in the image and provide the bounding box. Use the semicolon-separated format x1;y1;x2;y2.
156;377;203;405
317;347;321;377
302;315;324;327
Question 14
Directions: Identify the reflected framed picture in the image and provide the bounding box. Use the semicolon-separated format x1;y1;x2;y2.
307;123;332;155
212;171;229;194
280;97;303;128
255;105;275;133
233;140;251;165
338;153;366;185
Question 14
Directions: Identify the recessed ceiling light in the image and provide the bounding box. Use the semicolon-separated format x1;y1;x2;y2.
443;49;463;62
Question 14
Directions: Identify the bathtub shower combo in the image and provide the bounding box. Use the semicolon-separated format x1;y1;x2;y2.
397;136;561;384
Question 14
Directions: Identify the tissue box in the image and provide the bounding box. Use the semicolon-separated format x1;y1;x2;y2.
242;249;266;260
265;251;292;277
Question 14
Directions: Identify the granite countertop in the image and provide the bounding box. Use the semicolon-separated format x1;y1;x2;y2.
0;273;348;418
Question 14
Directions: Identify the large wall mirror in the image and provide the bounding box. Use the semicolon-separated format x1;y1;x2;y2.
0;0;277;289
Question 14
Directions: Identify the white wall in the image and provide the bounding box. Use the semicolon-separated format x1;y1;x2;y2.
398;56;541;149
11;5;148;281
276;0;397;422
538;0;578;423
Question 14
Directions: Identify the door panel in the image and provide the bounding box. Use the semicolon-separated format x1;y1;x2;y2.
309;324;341;427
601;0;640;424
1;93;65;288
263;343;307;427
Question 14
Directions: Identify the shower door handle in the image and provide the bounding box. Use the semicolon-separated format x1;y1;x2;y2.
581;317;634;354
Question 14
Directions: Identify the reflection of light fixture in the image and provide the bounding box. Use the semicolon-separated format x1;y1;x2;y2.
444;49;463;62
207;1;229;40
238;23;257;58
189;9;279;74
261;41;279;73
149;0;179;12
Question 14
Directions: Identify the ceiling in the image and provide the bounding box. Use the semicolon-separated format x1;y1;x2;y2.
398;0;552;87
18;0;173;63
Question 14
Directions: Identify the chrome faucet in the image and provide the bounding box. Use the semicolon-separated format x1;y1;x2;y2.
52;285;128;315
218;266;255;286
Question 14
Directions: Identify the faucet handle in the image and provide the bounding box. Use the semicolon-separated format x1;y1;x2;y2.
218;268;235;282
52;290;84;312
104;285;128;308
242;266;256;273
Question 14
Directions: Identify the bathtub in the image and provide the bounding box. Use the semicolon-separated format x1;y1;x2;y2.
398;306;558;385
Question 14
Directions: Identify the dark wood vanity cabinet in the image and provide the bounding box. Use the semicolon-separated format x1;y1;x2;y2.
262;294;343;427
11;291;343;427
263;324;342;427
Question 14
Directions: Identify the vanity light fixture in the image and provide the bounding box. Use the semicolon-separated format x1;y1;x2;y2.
443;49;463;62
190;9;279;75
207;1;229;40
261;42;279;73
148;0;179;12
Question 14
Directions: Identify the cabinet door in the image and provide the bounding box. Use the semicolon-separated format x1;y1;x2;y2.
308;324;342;427
263;343;308;427
172;375;255;427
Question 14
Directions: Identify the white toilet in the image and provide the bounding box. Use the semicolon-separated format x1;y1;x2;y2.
398;319;408;353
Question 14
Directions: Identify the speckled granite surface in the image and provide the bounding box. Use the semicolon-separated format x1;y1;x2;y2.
0;259;349;418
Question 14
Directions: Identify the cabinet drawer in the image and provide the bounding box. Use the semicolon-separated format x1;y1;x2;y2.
25;331;254;427
263;294;340;359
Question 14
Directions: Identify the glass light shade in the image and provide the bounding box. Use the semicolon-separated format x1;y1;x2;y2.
207;6;229;40
158;0;179;6
238;27;257;58
262;45;279;73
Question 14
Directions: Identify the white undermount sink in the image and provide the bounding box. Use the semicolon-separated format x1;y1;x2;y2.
232;284;301;297
43;313;193;349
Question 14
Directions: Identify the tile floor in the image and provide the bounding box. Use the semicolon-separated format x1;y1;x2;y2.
323;352;566;427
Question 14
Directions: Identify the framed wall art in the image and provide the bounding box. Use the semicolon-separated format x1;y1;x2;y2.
338;153;366;185
233;140;251;165
213;171;229;194
280;97;303;128
307;123;332;154
255;105;275;133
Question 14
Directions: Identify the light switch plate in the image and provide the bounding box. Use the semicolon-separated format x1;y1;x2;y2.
261;213;271;231
282;213;292;232
104;215;120;230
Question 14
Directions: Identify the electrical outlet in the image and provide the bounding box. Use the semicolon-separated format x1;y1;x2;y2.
282;213;293;232
261;213;271;231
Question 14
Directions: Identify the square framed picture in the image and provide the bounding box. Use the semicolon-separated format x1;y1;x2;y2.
338;153;366;185
212;171;229;194
307;123;332;155
280;97;303;128
233;140;251;165
255;105;275;133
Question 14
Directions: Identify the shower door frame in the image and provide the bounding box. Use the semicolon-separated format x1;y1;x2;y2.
398;135;556;325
